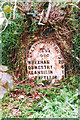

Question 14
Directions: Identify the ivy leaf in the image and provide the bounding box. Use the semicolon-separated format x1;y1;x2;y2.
73;7;78;12
3;5;12;13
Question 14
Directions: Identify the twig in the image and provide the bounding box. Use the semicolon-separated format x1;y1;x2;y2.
36;92;47;107
17;6;26;13
0;19;8;34
16;78;28;85
38;9;45;25
75;56;80;61
0;10;8;33
6;97;28;118
13;0;17;19
0;2;12;33
38;0;52;25
19;1;26;8
43;0;52;23
70;3;80;10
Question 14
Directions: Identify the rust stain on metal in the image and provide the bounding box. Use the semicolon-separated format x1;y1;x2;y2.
27;40;65;83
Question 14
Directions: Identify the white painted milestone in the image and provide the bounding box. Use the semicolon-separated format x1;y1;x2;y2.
27;40;65;83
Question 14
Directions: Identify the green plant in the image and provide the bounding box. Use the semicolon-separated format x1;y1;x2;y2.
1;75;78;118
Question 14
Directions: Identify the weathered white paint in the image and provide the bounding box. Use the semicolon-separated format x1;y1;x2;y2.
27;40;65;83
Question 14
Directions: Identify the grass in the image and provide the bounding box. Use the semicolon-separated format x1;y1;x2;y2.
1;75;79;118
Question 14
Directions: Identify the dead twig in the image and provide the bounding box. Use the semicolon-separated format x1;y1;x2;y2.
70;3;80;10
13;0;17;19
43;0;52;23
16;78;28;85
6;97;28;118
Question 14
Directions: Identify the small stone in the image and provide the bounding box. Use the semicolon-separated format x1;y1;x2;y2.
18;95;24;99
0;66;14;99
1;73;13;84
0;86;7;99
8;83;13;89
0;65;8;72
